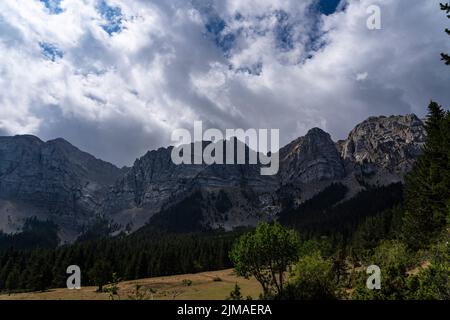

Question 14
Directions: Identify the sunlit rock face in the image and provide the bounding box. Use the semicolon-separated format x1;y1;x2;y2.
339;114;426;175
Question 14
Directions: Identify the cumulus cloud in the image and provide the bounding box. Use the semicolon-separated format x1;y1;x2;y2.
0;0;449;166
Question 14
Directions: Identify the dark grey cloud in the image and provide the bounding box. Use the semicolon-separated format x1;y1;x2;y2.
0;128;9;136
38;112;165;167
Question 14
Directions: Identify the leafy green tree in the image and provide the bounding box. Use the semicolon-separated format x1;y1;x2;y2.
298;238;333;258
104;272;121;300
441;3;450;65
230;222;300;298
353;241;414;300
284;251;340;300
403;102;449;250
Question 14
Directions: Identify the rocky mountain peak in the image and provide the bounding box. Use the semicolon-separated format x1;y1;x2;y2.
280;127;345;185
0;136;122;240
0;114;428;239
8;134;43;144
339;114;426;174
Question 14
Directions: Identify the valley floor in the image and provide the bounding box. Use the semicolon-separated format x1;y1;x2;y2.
0;269;261;300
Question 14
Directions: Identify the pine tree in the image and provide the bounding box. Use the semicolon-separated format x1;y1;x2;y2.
89;260;112;292
441;3;450;65
441;113;450;224
135;251;148;279
403;102;449;250
5;267;20;293
227;283;243;300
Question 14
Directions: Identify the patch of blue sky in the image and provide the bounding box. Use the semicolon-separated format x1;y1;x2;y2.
273;0;343;53
274;10;295;52
40;0;64;14
318;0;341;15
40;42;63;61
235;62;263;76
204;15;236;55
97;0;124;35
303;0;345;59
192;1;237;56
198;0;343;72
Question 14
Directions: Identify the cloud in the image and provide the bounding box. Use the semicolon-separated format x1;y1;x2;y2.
356;72;368;81
0;0;449;166
0;128;9;136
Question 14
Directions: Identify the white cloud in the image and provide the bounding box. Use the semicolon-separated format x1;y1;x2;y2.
0;0;449;166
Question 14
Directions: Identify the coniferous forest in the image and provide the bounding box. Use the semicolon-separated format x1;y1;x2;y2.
0;230;238;293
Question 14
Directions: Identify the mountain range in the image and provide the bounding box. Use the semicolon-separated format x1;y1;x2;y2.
0;114;426;242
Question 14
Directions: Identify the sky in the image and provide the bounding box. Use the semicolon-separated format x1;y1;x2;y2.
0;0;449;166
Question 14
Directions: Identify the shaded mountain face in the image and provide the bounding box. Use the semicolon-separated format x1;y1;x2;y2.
280;128;346;185
0;114;426;240
103;140;280;231
0;135;122;241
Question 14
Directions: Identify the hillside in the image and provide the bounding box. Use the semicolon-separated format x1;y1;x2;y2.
0;269;260;301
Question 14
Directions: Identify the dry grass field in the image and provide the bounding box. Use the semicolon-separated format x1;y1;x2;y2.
0;269;261;300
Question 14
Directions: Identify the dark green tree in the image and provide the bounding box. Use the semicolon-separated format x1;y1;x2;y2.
32;262;53;292
5;267;20;293
441;3;450;65
103;272;121;300
403;102;449;250
89;260;112;292
226;283;243;301
353;241;413;300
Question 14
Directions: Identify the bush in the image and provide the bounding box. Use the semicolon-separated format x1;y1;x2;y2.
128;284;157;300
352;241;415;300
182;279;193;287
226;283;252;300
283;251;340;300
407;241;450;300
227;283;243;300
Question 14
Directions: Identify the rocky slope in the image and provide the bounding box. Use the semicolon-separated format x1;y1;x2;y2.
0;135;123;241
339;114;426;174
103;140;279;231
280;128;346;185
0;114;427;239
103;114;426;233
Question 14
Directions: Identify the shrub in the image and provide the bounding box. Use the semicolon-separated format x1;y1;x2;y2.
182;279;193;287
283;251;340;300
